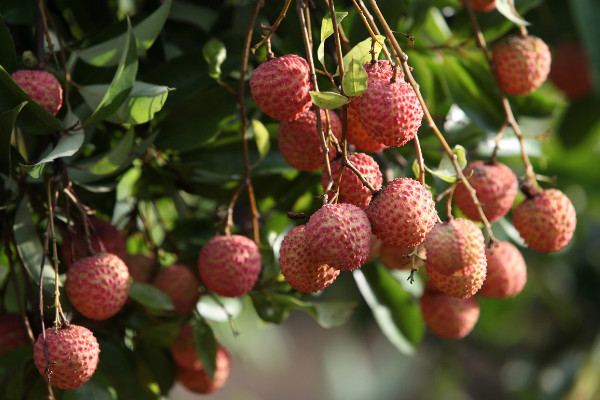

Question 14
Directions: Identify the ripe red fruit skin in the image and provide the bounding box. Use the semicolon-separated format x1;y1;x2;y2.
121;253;157;283
0;314;30;357
152;264;200;315
278;109;342;171
453;161;518;223
170;324;199;369
250;54;312;121
11;70;63;115
493;35;551;96
66;252;131;320
33;324;100;390
358;79;424;147
458;0;495;12
367;178;437;248
322;153;383;210
198;235;262;297
305;203;372;271
176;344;231;394
480;241;527;298
420;286;480;339
549;41;593;100
513;188;576;252
279;225;340;293
380;245;424;270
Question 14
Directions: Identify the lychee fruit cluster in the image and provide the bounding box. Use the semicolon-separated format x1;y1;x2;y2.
11;69;63;115
152;264;200;314
61;216;127;266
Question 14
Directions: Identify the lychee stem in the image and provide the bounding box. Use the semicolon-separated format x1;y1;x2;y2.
250;0;291;55
520;182;542;199
351;0;394;65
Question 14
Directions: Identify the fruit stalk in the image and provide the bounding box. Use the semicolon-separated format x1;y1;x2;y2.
251;0;290;54
46;179;66;327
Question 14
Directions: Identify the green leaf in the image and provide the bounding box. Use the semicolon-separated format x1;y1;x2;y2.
197;295;244;322
169;2;218;31
353;264;424;355
86;130;135;175
557;96;600;148
129;282;175;312
250;119;270;163
424;145;466;183
0;66;62;133
309;91;348;109
496;0;530;26
0;15;16;72
80;82;170;126
317;11;348;67
77;0;172;67
138;322;180;347
63;371;117;400
202;38;226;80
337;35;386;76
193;319;217;380
572;0;600;95
342;59;368;97
0;346;32;383
82;19;138;127
0;102;26;173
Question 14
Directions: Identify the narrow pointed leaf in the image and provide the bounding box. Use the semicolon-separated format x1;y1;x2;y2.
337;35;386;76
86;130;134;175
317;12;348;67
128;282;175;311
496;0;530;26
193;319;217;380
0;102;26;173
309;91;348;109
250;119;270;163
0;15;16;72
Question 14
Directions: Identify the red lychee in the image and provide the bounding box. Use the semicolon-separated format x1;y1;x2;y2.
65;252;130;320
176;344;231;394
11;69;63;115
152;264;200;315
250;54;312;121
198;235;262;297
480;241;527;298
33;324;100;390
366;178;437;248
0;314;30;357
278;108;342;171
121;253;158;284
420;285;480;339
512;186;576;252
170;324;199;370
305;203;372;271
279;225;340;293
493;35;551;96
549;40;593;100
380;245;425;270
322;153;383;209
453;161;518;223
459;0;495;12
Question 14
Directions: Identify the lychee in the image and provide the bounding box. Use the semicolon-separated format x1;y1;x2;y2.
278;108;342;171
0;314;30;356
358;79;424;147
121;253;157;284
480;241;527;298
279;225;340;293
458;0;495;12
65;252;130;320
152;264;200;315
305;203;372;271
549;40;593;100
322;152;383;209
176;344;231;394
11;69;63;115
33;324;100;390
493;34;551;96
170;324;200;370
380;245;425;270
250;54;312;121
420;285;480;339
366;177;437;248
198;235;262;297
512;186;576;252
453;161;518;223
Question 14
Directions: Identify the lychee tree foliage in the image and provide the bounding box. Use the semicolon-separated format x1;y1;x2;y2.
0;0;598;399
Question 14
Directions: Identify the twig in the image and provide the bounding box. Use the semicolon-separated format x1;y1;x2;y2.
251;0;292;53
413;134;425;185
47;179;67;327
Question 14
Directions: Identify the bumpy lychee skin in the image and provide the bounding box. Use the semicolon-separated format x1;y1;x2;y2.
493;35;551;96
176;344;231;394
305;203;372;271
33;325;100;390
426;261;487;299
322;153;383;210
198;235;262;297
153;264;200;315
358;80;423;147
0;314;30;357
513;187;576;252
420;286;480;339
279;225;340;293
278;109;342;171
11;70;63;115
250;54;312;121
459;0;495;12
66;252;130;320
480;241;527;298
367;178;437;247
454;161;518;223
425;218;487;277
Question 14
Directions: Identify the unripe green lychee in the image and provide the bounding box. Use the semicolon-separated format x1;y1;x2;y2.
305;203;372;271
250;54;312;121
279;225;339;293
66;252;130;320
493;35;551;96
512;186;576;252
420;285;480;339
480;241;527;298
153;264;200;315
278;109;342;171
33;324;100;390
198;235;262;297
453;161;518;223
367;178;437;247
176;344;231;394
11;69;63;115
322;153;383;210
